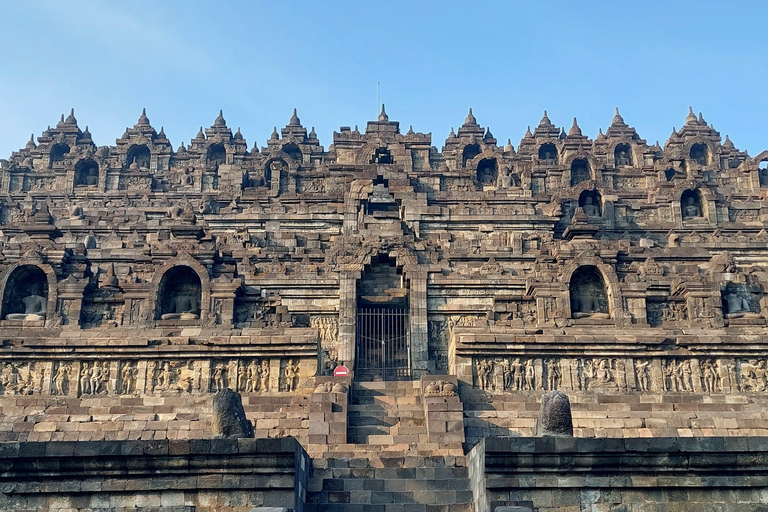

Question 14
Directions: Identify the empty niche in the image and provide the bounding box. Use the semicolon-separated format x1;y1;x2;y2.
759;160;768;187
281;142;302;162
570;158;591;186
207;143;226;168
690;143;709;166
462;143;481;167
49;143;70;168
371;147;393;164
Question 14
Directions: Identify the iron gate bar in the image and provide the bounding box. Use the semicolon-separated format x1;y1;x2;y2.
355;306;410;380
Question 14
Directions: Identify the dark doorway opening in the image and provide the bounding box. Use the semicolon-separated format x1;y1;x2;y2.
355;254;410;380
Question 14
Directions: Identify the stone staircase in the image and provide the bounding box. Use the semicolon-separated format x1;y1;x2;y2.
306;380;473;512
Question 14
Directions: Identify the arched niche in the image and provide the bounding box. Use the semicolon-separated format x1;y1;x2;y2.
265;158;288;188
681;189;703;219
281;142;302;162
156;265;203;321
614;143;633;167
462;143;481;167
664;168;676;181
759;160;768;187
49;143;70;168
569;265;610;319
690;143;709;166
477;158;497;186
207;143;226;168
1;265;51;321
570;158;591;186
579;190;602;217
371;147;393;164
538;143;558;165
74;159;99;187
126;145;151;169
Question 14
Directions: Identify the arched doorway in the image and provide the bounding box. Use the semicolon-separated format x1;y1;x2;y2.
356;254;410;380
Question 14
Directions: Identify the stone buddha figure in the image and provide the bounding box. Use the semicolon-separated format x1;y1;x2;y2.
159;278;201;320
723;283;761;319
6;282;47;321
160;290;200;320
571;272;610;319
682;196;701;218
582;196;599;217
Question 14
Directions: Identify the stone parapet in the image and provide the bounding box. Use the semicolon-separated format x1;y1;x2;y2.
0;437;310;512
470;436;768;512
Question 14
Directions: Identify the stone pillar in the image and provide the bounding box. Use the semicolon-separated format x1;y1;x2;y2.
409;270;428;377
308;376;349;446
421;375;464;446
58;279;87;329
338;271;358;368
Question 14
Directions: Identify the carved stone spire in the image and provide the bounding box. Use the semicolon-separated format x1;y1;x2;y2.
137;108;150;126
270;126;279;140
65;108;77;125
611;107;625;126
289;108;301;126
25;134;36;150
464;108;477;126
195;126;205;141
378;104;388;122
214;110;226;127
568;117;582;137
685;106;697;125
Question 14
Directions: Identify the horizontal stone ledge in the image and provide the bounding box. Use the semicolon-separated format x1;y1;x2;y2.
479;436;768;475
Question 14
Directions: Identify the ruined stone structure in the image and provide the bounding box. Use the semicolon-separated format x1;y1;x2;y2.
1;105;768;510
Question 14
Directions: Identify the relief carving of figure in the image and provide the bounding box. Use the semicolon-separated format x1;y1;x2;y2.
120;362;137;394
476;359;494;391
175;362;198;393
246;360;259;392
213;363;227;392
682;196;702;218
635;360;650;392
80;362;91;395
524;359;535;391
546;359;560;390
52;363;70;396
259;360;270;392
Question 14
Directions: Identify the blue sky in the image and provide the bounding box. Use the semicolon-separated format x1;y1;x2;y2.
0;1;766;158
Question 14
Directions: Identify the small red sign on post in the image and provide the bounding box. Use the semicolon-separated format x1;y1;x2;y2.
333;365;349;377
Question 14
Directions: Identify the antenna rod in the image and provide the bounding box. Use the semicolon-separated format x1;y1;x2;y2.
377;82;381;116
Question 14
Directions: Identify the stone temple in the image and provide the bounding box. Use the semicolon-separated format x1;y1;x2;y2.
0;105;767;511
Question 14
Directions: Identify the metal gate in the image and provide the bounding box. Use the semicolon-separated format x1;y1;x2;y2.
355;306;410;380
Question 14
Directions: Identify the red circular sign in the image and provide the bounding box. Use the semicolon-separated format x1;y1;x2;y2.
333;365;349;377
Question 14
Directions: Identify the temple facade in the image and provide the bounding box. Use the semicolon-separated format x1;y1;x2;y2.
1;105;768;511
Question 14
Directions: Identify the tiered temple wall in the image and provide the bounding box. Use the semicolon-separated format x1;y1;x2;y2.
0;105;767;449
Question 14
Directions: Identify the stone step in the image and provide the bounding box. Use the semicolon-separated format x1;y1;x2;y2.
306;462;474;511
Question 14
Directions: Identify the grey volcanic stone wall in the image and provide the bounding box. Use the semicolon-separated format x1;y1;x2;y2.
470;436;768;512
0;437;310;512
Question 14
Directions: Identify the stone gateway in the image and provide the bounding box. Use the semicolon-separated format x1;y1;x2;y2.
0;106;767;510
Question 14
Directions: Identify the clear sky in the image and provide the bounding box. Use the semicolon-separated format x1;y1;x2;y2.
0;1;766;159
